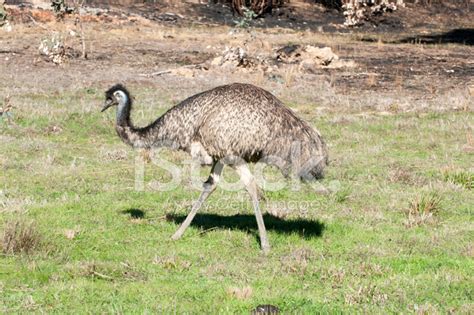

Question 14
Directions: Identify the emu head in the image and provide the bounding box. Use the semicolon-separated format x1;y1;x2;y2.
102;84;130;112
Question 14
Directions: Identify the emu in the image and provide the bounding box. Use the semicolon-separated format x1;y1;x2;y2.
102;83;328;254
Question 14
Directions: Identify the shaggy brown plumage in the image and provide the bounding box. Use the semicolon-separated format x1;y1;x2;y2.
102;83;328;253
103;83;328;180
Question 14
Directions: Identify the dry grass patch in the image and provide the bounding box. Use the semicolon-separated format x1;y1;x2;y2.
152;255;192;271
388;164;416;185
0;195;35;213
63;229;79;240
357;262;385;277
226;286;253;300
1;219;42;255
280;247;314;275
71;261;147;282
100;148;129;161
404;192;442;228
320;267;346;289
345;284;388;306
463;131;474;153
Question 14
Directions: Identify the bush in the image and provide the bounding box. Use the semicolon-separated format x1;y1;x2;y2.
342;0;404;27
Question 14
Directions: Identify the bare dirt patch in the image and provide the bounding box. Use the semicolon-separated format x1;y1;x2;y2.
1;3;473;113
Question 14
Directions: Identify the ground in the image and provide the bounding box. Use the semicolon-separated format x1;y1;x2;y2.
0;2;473;313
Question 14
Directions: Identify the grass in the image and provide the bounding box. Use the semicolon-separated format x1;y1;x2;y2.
1;219;42;255
0;86;473;313
405;192;442;228
443;170;473;190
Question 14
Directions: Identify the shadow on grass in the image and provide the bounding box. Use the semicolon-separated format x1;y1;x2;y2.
166;213;325;239
121;208;145;219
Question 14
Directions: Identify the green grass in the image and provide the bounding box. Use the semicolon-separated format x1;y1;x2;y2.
443;170;473;190
0;88;473;313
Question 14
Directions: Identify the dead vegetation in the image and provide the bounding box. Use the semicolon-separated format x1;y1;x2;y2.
152;255;192;270
70;260;147;281
280;247;314;275
100;148;129;161
404;192;442;227
388;164;420;185
388;166;413;184
462;131;474;153
342;0;403;27
38;32;81;64
344;284;388;306
1;219;42;255
227;286;253;300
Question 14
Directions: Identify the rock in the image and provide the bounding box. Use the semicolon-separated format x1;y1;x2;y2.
276;44;356;69
210;56;223;66
210;46;256;69
275;44;302;63
304;45;338;66
324;59;357;69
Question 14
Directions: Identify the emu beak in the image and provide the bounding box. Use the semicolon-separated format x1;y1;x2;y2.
101;99;114;112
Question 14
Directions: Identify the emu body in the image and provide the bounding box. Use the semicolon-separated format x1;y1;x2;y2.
102;83;328;253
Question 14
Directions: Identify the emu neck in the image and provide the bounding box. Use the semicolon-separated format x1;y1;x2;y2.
114;97;148;148
116;100;131;127
114;98;169;149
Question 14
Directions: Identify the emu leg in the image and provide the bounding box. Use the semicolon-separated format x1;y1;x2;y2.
235;164;270;254
171;161;223;240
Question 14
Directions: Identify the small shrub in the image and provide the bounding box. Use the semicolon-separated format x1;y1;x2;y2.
1;219;42;255
342;0;403;27
405;192;442;227
39;33;79;65
234;7;257;28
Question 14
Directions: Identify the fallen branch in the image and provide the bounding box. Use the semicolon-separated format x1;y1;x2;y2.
139;70;172;77
27;14;49;31
194;227;218;237
139;64;204;77
92;271;113;280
